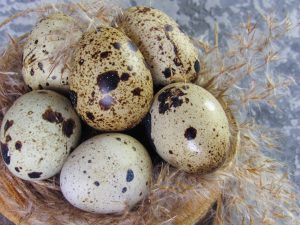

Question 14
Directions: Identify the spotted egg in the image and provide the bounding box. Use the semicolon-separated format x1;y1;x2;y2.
149;83;230;173
0;90;81;180
22;13;82;92
60;133;152;214
117;6;200;86
70;26;153;131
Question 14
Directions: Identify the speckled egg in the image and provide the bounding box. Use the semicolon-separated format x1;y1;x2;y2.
117;6;200;86
149;83;230;173
22;13;82;92
60;133;152;214
70;26;153;131
0;90;81;181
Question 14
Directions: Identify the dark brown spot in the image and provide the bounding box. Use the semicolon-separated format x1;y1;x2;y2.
158;87;186;114
126;169;134;182
184;127;197;140
15;167;20;172
94;181;100;186
169;150;173;154
15;141;22;151
128;41;138;52
100;51;112;58
1;142;10;165
69;90;77;107
86;112;95;121
42;108;64;124
5;135;12;143
173;57;182;67
164;24;173;32
164;29;183;67
127;65;133;71
4;120;14;134
88;160;92;163
112;42;121;49
30;68;35;76
51;76;57;80
137;7;151;13
38;85;43;89
28;54;36;64
79;59;84;65
62;119;76;138
116;137;121;141
34;40;38;44
162;68;172;78
131;87;143;96
99;95;115;111
122;187;127;193
91;51;100;59
38;62;44;72
42;49;49;55
194;59;200;73
28;172;43;179
121;73;130;81
97;71;120;94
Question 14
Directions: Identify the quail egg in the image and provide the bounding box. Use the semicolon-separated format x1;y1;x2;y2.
0;90;81;180
60;133;152;214
149;83;230;173
117;6;200;86
23;13;82;92
70;26;153;131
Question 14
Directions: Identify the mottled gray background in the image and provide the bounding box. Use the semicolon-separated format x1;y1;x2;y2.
0;0;299;224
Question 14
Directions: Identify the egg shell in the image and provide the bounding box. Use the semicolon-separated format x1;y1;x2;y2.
0;90;81;180
70;26;153;131
149;83;230;173
60;133;152;214
117;6;200;86
22;13;82;92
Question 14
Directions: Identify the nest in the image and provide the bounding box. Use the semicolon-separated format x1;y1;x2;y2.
0;1;299;225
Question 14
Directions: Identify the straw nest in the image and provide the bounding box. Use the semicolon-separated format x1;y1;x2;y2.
0;1;299;224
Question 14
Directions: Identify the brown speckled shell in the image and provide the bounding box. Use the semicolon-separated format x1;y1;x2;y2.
117;6;200;86
149;83;230;173
22;13;82;92
0;90;81;181
70;26;153;131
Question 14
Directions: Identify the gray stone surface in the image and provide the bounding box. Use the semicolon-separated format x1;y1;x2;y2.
0;0;299;224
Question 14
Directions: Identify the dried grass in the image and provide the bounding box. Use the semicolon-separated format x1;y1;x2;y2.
0;1;299;225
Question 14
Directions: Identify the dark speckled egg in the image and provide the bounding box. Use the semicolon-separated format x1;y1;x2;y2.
70;26;153;131
0;90;81;181
149;83;230;174
117;6;200;86
22;13;82;92
60;133;152;214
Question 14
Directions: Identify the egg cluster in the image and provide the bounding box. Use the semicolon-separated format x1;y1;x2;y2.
0;6;230;214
